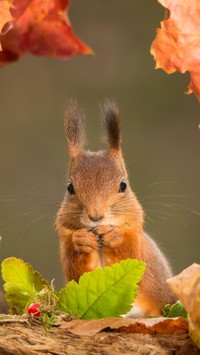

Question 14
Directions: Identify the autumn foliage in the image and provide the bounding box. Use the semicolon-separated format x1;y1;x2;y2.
0;1;199;101
151;0;200;101
0;0;92;66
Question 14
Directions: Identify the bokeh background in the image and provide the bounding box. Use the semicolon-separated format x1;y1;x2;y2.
0;0;200;290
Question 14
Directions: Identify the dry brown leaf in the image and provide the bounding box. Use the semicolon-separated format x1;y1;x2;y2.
167;263;200;349
59;317;188;336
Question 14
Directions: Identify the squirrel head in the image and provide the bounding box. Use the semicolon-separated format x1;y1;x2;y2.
61;101;144;230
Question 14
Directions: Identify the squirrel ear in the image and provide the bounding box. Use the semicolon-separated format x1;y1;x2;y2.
101;101;121;153
64;100;85;158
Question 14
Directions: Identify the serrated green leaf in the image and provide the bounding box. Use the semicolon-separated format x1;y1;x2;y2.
58;259;146;319
58;280;77;315
1;257;49;314
162;301;187;319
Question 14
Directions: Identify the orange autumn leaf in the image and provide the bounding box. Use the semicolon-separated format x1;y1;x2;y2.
0;0;92;66
151;0;200;102
0;1;12;35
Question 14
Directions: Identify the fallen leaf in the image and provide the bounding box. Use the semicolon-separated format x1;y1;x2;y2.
0;0;92;66
59;317;188;336
151;0;200;101
167;263;200;349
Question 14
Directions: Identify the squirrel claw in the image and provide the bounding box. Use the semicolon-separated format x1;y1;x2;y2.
93;225;114;237
72;228;98;253
94;225;123;248
97;236;104;248
103;232;122;248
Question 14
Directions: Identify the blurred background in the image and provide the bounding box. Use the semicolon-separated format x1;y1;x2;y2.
0;0;199;290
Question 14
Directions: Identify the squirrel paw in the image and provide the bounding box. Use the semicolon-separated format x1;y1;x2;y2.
94;225;123;248
72;228;98;253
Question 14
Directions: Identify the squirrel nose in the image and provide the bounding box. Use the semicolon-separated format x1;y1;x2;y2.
89;215;104;222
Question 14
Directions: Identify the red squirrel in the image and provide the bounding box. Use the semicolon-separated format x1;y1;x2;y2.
56;101;176;317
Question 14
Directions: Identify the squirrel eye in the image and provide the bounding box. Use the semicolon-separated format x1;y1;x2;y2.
67;181;75;195
119;179;127;193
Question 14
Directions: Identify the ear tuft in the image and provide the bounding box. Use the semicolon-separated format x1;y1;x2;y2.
64;100;85;158
101;100;121;150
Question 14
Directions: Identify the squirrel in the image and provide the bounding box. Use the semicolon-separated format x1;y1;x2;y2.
56;101;176;317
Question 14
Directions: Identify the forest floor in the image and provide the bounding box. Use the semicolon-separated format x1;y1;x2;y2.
0;316;200;355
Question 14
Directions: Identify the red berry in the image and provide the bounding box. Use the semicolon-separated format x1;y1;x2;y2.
27;303;41;317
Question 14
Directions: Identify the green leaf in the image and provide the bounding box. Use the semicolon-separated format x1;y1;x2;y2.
162;301;187;319
1;257;49;314
58;259;146;319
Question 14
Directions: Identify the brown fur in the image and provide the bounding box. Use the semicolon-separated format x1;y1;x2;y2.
101;101;121;150
64;100;85;158
56;101;176;317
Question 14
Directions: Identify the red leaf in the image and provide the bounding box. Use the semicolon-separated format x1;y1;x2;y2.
0;0;92;66
0;50;18;67
151;0;200;101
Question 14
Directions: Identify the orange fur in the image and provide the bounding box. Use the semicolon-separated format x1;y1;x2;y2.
56;101;176;317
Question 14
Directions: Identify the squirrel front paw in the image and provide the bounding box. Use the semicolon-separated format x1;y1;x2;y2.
72;228;98;253
94;225;124;248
